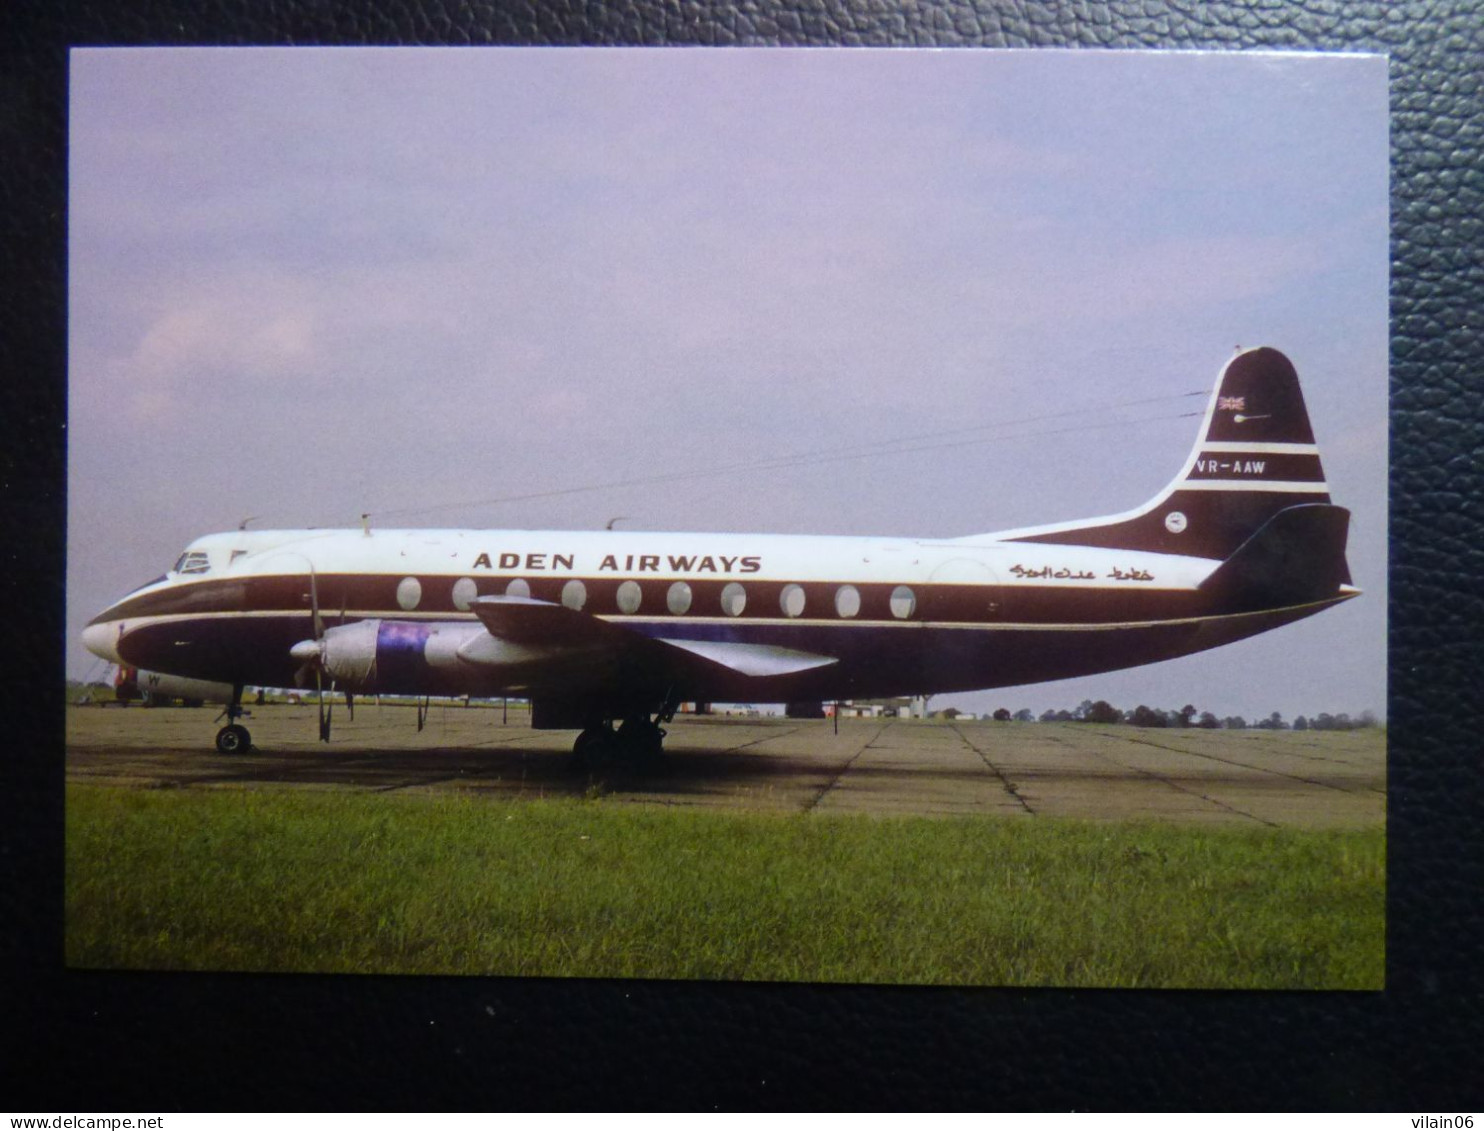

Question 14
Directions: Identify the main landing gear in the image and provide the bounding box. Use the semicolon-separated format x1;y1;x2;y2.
214;683;252;754
571;699;677;771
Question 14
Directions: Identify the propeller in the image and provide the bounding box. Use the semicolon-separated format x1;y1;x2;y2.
288;575;363;741
336;588;353;722
288;569;334;743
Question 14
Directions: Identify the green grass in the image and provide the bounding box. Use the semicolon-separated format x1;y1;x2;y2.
65;785;1384;987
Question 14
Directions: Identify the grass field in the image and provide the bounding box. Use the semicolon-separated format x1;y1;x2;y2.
65;784;1384;987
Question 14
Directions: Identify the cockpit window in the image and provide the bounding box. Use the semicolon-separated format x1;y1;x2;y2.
173;551;211;575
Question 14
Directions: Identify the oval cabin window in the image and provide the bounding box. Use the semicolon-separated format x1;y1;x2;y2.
616;580;643;614
667;581;692;615
835;585;861;618
561;579;587;611
889;585;917;619
506;578;531;599
396;576;422;611
780;583;806;618
720;582;747;617
451;577;478;611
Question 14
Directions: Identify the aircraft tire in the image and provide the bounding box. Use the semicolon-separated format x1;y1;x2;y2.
215;724;251;754
572;726;618;771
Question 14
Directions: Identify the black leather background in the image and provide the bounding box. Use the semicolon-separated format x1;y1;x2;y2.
4;0;1481;1111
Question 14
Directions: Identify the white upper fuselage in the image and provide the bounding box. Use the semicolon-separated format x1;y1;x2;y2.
154;525;1218;596
84;523;1244;702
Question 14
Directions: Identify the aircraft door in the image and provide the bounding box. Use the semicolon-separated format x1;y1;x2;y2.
927;556;1004;623
255;550;332;623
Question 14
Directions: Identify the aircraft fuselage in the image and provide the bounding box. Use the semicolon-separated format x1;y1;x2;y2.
84;525;1350;706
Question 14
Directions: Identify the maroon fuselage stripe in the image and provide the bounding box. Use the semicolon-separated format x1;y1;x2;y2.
91;571;1210;628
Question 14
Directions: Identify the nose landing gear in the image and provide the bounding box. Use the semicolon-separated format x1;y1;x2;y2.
214;683;252;753
215;723;251;753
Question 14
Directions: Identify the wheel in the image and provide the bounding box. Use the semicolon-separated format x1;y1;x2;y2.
215;724;251;754
572;726;619;771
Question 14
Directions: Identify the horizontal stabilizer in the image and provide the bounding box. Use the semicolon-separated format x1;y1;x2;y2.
657;638;838;678
1198;503;1354;612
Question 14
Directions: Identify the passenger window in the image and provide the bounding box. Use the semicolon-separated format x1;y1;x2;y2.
720;582;747;617
835;585;861;618
667;581;692;615
616;580;643;614
452;577;478;611
397;576;422;611
889;585;917;619
562;579;587;611
780;584;806;618
506;578;531;599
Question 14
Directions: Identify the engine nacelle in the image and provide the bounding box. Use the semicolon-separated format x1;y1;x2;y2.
317;619;555;695
319;619;465;692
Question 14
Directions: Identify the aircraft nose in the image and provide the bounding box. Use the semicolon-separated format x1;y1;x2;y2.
82;620;123;664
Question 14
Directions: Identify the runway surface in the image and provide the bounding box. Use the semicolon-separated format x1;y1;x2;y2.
66;704;1385;828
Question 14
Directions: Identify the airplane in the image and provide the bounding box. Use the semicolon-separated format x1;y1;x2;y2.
82;346;1358;764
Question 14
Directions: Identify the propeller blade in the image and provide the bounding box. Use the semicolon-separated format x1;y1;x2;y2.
317;667;331;743
345;690;354;720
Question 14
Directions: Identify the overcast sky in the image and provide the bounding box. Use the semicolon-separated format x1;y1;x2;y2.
68;47;1388;721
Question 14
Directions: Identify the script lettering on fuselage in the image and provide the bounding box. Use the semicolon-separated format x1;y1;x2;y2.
1009;562;1155;582
1009;563;1098;581
468;551;762;574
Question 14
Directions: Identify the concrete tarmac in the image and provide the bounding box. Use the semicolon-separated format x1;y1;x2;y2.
65;704;1385;828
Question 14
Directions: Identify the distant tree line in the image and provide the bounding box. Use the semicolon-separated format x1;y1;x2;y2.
984;699;1380;731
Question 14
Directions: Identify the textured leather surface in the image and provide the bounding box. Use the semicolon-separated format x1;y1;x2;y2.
5;0;1482;1111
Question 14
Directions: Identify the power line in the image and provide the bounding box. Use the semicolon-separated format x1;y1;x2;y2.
367;389;1209;522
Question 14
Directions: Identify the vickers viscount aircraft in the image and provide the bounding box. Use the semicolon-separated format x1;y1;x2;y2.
83;347;1358;763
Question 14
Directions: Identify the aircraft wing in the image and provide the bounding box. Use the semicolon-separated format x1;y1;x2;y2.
653;637;837;678
467;595;837;687
469;595;632;646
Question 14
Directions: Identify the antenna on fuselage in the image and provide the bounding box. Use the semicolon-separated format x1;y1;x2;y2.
238;515;259;531
605;516;630;530
361;513;371;536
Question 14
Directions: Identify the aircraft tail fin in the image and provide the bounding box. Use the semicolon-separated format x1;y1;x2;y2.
1005;347;1336;560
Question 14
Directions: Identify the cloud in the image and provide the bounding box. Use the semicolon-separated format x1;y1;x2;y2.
110;290;318;423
